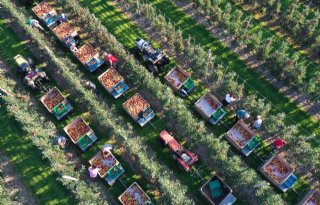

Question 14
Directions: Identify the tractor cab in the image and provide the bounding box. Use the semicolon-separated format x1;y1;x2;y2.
135;37;170;74
14;54;50;91
14;54;33;73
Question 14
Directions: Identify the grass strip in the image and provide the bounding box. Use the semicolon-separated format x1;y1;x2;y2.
2;1;196;204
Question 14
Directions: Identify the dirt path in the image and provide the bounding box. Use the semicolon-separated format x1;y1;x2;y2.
0;153;39;205
171;0;320;122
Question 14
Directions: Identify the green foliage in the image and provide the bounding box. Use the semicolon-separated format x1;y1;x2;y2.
2;0;195;204
185;0;319;102
0;77;113;204
0;178;12;205
108;1;286;204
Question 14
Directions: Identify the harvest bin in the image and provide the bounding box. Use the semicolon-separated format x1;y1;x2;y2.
200;175;237;205
296;190;320;205
259;154;298;192
194;92;227;125
40;87;73;120
225;121;261;156
89;150;125;186
123;93;155;127
98;68;129;99
75;44;104;72
118;182;152;205
164;67;195;97
52;22;81;48
64;117;97;151
32;2;59;28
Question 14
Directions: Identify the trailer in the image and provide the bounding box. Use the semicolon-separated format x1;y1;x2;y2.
32;2;59;28
118;182;152;205
40;87;73;120
98;68;129;99
259;155;298;192
63;117;97;151
225;121;261;156
89;150;125;186
52;22;81;48
200;175;237;205
123;93;155;127
74;44;104;72
297;190;320;205
194;92;227;125
164;67;195;97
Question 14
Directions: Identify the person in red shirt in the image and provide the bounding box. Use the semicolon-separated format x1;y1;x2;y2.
272;139;287;149
103;52;118;67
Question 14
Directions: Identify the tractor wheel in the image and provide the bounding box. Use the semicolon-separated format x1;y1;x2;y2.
177;162;188;172
147;62;158;74
43;75;50;82
27;57;35;68
172;154;177;160
156;137;166;147
162;56;170;66
133;47;140;58
16;66;24;74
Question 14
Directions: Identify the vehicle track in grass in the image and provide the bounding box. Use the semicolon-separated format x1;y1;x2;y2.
0;153;39;205
74;0;309;204
172;0;320;122
143;0;320;146
16;0;272;203
0;55;119;205
114;0;319;202
2;1;200;204
0;9;173;205
0;21;76;205
77;0;320;203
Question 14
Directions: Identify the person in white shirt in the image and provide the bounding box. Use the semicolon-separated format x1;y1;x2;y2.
56;136;67;148
222;92;236;106
60;13;68;23
252;115;262;129
69;42;78;53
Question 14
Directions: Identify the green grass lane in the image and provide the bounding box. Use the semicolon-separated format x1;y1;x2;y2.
74;0;309;204
0;19;75;205
0;17;167;203
219;0;319;80
146;0;320;145
0;106;75;205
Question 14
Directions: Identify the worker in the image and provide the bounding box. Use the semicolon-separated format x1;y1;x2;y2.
88;165;101;178
57;136;67;148
103;52;118;67
272;139;287;150
85;80;96;90
69;42;78;53
222;92;236;106
60;13;68;23
28;19;44;31
235;109;250;122
251;115;262;129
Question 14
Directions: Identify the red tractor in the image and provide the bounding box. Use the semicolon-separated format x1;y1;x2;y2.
159;130;198;172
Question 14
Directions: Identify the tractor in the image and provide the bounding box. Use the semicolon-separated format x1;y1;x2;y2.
134;37;169;74
14;54;50;91
159;130;198;172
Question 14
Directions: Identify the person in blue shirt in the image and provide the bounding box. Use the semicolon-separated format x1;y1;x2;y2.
235;109;250;123
60;13;68;23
